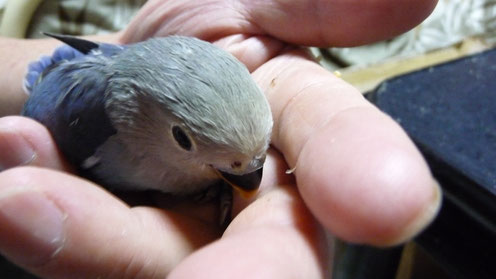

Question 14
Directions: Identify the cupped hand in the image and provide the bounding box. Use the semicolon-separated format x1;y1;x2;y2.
122;0;441;243
0;116;323;279
0;0;441;278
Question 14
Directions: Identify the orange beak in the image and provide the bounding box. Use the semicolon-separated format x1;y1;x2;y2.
216;168;263;198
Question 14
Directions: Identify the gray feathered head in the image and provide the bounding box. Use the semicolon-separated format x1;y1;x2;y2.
105;36;273;193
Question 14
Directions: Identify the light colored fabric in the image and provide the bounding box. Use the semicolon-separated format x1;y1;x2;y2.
0;0;42;38
27;0;146;38
0;0;6;19
0;0;145;38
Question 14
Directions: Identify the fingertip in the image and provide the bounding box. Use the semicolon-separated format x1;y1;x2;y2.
0;117;37;170
214;35;286;72
0;167;125;277
0;116;69;172
256;53;440;245
296;108;440;245
386;179;442;246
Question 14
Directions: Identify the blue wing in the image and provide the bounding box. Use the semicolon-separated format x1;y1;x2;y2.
23;34;123;93
21;35;124;168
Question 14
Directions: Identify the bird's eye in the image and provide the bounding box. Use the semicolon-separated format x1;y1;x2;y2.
172;126;192;151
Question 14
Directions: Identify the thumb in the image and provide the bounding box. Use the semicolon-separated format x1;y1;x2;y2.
0;116;69;172
0;167;218;279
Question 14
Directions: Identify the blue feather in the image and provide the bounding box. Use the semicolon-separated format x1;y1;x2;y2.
22;36;121;170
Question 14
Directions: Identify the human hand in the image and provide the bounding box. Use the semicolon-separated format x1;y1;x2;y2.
0;0;441;278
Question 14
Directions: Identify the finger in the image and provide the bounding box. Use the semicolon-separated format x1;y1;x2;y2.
122;0;437;46
0;116;70;172
243;0;438;46
0;167;219;279
213;34;286;72
252;51;441;246
169;150;330;279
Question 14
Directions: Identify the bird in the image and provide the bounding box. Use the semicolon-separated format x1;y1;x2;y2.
21;33;273;210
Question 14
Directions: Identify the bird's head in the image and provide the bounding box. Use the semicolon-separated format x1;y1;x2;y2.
107;36;273;196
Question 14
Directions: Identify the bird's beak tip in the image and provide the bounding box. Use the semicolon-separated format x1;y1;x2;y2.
216;167;263;199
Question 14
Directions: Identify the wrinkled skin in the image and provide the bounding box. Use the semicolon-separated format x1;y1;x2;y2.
0;0;441;278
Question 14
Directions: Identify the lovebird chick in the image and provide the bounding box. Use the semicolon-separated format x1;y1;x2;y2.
22;34;273;204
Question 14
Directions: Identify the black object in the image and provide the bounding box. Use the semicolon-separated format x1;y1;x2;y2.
367;49;496;279
43;32;99;54
0;255;38;279
332;241;403;279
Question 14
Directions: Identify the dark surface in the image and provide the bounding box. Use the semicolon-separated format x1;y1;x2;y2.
333;241;403;279
0;256;38;279
367;48;496;279
368;51;496;194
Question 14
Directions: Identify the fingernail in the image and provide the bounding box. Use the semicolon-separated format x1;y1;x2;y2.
414;179;443;229
421;179;443;224
389;179;443;246
0;189;65;266
0;128;36;171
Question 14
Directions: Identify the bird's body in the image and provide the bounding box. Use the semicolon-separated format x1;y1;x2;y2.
22;34;272;196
